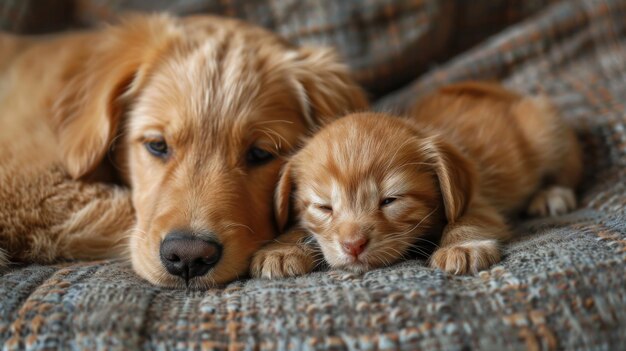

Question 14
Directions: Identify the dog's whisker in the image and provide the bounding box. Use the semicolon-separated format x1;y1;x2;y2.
257;127;293;150
222;222;255;235
256;129;281;151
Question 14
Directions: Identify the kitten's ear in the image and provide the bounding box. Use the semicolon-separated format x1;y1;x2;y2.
274;161;294;233
420;137;477;223
290;46;369;128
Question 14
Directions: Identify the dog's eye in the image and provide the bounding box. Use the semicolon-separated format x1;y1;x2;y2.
380;197;397;207
316;204;333;213
145;139;169;158
246;146;274;166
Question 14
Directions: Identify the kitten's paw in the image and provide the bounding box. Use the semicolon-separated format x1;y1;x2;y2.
250;242;315;279
527;186;576;217
430;240;500;275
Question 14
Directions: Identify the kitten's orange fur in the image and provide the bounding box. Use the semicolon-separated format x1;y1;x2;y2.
251;82;582;278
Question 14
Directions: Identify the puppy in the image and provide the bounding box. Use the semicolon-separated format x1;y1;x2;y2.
0;14;367;288
251;82;582;277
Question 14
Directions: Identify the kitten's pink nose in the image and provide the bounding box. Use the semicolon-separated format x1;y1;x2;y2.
341;237;369;257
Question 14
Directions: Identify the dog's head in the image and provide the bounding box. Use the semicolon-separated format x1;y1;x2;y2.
276;113;476;272
52;15;367;288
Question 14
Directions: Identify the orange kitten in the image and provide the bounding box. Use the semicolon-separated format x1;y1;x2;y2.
251;82;582;278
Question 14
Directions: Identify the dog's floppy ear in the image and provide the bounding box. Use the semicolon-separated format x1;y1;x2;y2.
52;15;178;179
420;137;477;223
291;47;368;128
274;161;295;233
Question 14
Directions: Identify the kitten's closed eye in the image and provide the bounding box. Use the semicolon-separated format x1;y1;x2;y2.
315;204;333;214
380;197;397;207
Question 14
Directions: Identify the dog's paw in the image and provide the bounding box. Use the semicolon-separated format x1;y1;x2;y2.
527;186;576;217
429;240;500;275
250;242;315;279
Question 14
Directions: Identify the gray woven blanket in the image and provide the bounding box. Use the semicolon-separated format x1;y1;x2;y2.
2;0;626;349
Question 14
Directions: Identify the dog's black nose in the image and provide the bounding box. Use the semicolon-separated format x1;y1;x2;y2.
159;231;222;282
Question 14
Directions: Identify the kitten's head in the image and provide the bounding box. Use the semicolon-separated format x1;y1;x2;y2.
276;113;475;272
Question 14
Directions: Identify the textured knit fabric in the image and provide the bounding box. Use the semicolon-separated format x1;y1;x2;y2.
2;0;626;350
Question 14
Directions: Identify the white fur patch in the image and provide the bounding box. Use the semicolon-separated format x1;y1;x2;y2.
458;239;498;250
527;186;577;217
330;180;343;212
382;172;414;197
306;190;327;207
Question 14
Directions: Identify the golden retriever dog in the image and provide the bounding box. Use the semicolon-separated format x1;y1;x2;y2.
251;82;582;278
0;14;367;288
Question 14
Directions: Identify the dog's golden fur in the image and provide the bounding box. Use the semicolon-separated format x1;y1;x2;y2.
251;82;582;278
0;164;134;267
0;14;367;287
